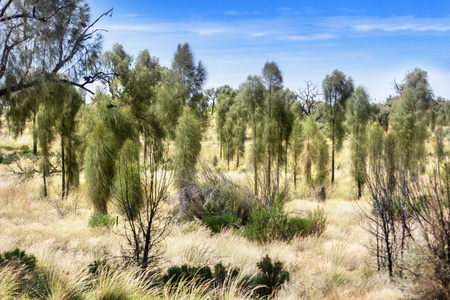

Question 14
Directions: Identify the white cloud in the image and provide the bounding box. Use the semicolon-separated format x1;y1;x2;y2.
279;34;337;41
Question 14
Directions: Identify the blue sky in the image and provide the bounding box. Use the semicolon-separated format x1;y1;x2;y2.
86;0;450;102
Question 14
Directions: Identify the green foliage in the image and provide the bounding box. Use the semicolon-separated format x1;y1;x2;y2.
88;213;116;229
243;200;311;244
162;265;213;286
322;69;354;183
114;139;143;221
347;86;370;197
0;249;37;271
161;262;240;289
85;120;116;215
254;255;290;298
291;117;304;188
174;106;203;187
368;122;384;172
20;145;29;151
434;126;446;164
302;116;329;186
307;206;327;237
201;213;242;233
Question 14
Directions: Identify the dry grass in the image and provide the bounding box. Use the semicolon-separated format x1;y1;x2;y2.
0;118;407;299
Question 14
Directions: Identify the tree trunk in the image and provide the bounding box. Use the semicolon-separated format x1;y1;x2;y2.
61;137;65;200
236;152;239;168
357;181;361;198
331;137;335;184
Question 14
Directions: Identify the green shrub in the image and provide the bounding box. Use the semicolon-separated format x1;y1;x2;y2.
307;206;327;237
242;201;310;243
287;217;311;237
20;145;29;151
2;158;11;165
201;213;242;233
161;263;241;289
0;249;47;298
213;262;239;287
89;213;115;229
0;248;36;271
3;146;14;151
162;265;213;286
253;255;290;298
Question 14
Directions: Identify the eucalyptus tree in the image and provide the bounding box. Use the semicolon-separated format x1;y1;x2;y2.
347;86;371;198
0;0;111;98
322;69;354;183
241;76;265;195
297;80;322;118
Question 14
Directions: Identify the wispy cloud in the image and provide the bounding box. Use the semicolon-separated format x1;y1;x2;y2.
120;13;147;18
355;23;450;32
280;34;338;41
223;10;259;16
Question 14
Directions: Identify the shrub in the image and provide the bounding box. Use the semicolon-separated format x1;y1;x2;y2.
201;213;242;233
162;265;213;286
20;145;29;151
307;206;327;237
161;263;240;289
0;249;36;272
88;213;115;229
242;201;310;243
0;249;46;298
253;255;290;298
179;164;257;223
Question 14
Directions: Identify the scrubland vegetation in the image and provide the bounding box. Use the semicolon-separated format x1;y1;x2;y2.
2;1;450;299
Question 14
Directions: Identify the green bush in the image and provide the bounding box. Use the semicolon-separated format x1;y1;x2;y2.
307;206;327;237
201;213;242;233
0;248;36;271
3;146;14;151
20;145;30;151
88;213;116;229
253;255;290;298
162;265;213;286
161;262;240;288
0;249;47;298
2;158;11;165
242;201;310;243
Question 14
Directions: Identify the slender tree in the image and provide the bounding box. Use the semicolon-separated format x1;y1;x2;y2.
174;106;202;188
322;69;354;183
262;61;283;193
347;86;371;198
290;117;304;189
241;76;265;195
172;43;207;106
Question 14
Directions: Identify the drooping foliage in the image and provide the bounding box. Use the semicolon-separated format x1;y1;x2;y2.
347;86;371;198
322;69;354;183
